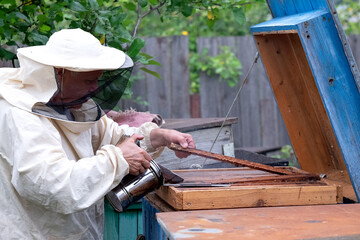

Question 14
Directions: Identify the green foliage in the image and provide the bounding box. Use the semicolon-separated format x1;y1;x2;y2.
270;145;299;167
271;145;294;160
0;0;162;102
337;0;360;35
0;0;164;63
135;0;269;93
190;46;242;93
136;1;269;38
0;0;268;101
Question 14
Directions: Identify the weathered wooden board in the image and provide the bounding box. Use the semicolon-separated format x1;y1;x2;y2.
120;36;191;118
155;118;237;170
161;118;238;132
155;168;342;211
254;33;346;175
156;204;360;240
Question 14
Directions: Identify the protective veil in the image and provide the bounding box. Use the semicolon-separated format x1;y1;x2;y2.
0;29;163;239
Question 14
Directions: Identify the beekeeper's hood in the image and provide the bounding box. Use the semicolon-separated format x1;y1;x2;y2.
0;28;133;122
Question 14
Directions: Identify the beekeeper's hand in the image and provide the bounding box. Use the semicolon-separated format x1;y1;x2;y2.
150;128;195;158
116;134;151;175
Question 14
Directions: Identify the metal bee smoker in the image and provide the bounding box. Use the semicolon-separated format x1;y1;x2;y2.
106;160;163;212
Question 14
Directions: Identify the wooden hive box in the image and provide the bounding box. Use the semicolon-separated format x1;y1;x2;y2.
154;0;360;211
155;167;342;211
250;0;360;202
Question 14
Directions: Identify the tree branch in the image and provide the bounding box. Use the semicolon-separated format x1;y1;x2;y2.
132;0;167;38
142;0;167;18
132;1;143;38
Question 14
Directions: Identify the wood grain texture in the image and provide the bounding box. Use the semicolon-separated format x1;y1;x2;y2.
156;204;360;240
155;168;341;211
157;184;339;211
254;33;346;175
251;1;360;200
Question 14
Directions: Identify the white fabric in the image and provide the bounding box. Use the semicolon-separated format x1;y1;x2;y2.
0;38;163;239
18;28;133;72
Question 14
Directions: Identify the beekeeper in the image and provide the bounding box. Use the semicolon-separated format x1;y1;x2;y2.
0;28;195;239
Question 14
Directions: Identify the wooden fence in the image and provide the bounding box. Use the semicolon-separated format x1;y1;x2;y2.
122;34;360;150
196;36;290;149
121;35;291;149
3;35;360;150
119;36;191;119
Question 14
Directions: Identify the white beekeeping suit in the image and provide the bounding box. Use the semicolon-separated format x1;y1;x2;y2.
0;29;163;239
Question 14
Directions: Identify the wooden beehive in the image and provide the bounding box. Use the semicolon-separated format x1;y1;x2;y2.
250;0;360;202
156;167;342;211
155;0;360;210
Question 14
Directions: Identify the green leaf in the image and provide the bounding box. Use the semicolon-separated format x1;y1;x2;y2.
124;2;136;11
233;7;246;25
107;40;123;50
118;37;132;43
54;13;64;22
15;12;30;23
30;32;49;44
115;25;132;42
132;53;146;63
39;24;51;33
139;0;148;8
206;18;215;28
136;55;162;65
149;0;158;5
37;14;48;23
0;48;16;61
110;13;127;27
171;0;182;7
138;52;152;59
97;0;104;6
181;5;193;17
94;24;107;35
1;0;16;5
121;18;133;27
70;1;88;12
201;0;211;7
88;0;99;10
146;59;161;66
126;38;146;58
140;67;161;80
69;21;81;29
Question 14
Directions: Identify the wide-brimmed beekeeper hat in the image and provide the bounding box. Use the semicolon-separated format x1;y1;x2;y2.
17;28;133;72
1;28;135;122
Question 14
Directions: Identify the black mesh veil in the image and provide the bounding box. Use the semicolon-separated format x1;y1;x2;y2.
32;67;133;122
94;67;133;112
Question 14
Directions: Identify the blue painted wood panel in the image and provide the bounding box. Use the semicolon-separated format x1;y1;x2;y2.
267;0;328;17
264;0;360;91
142;199;167;240
251;0;360;200
298;14;360;200
251;10;327;33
